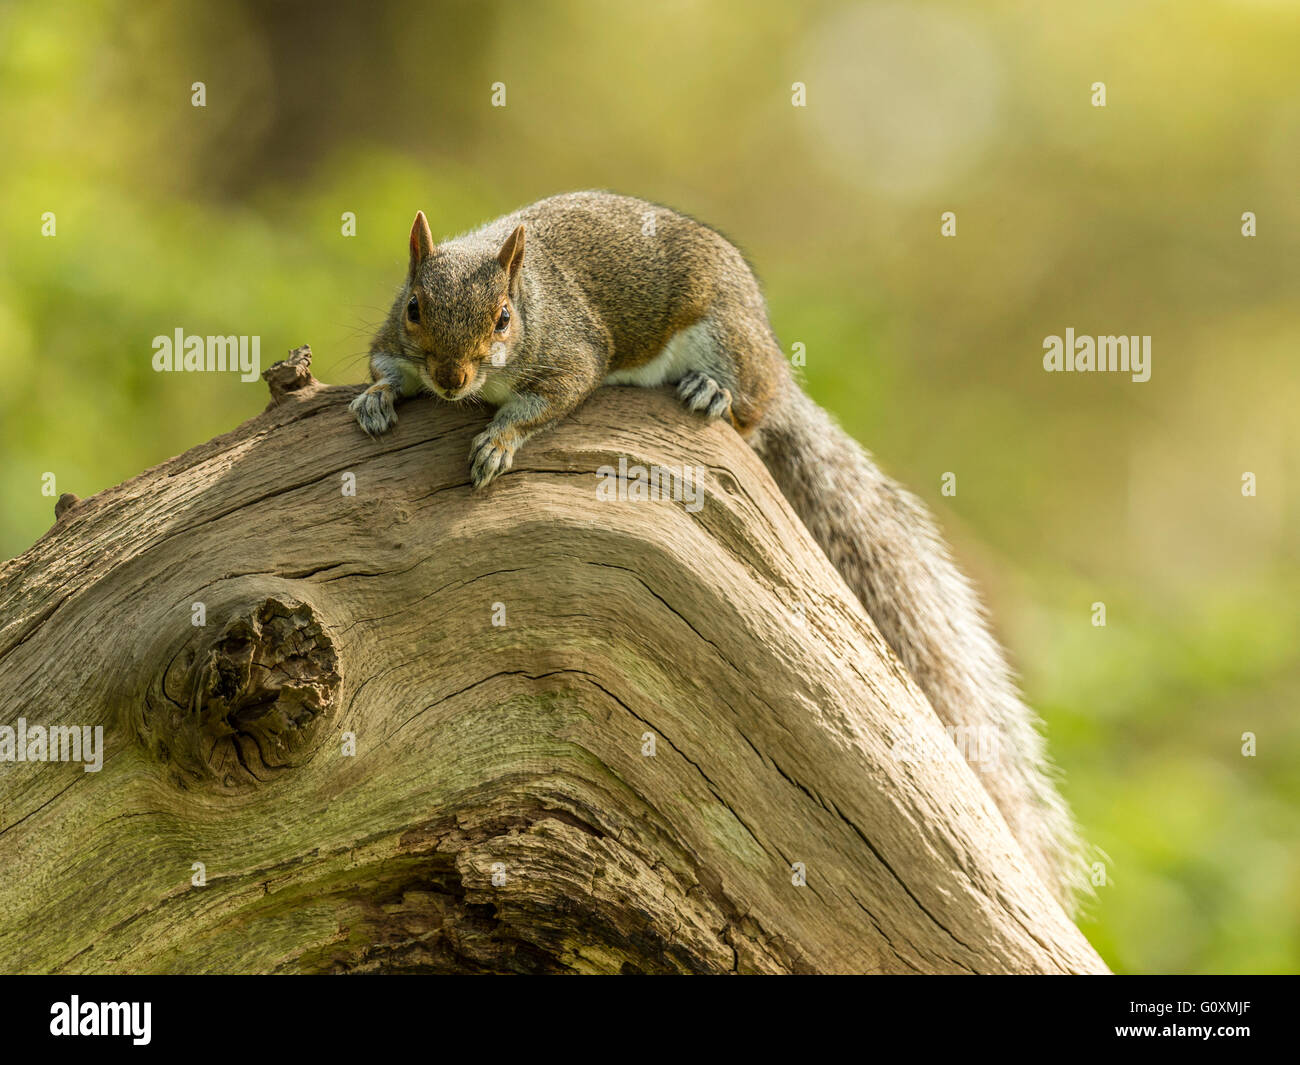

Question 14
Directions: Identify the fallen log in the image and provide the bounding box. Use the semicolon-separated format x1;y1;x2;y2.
0;346;1105;974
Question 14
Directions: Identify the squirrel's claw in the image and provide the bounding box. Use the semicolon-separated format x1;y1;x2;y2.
469;427;515;488
350;384;398;437
677;371;733;421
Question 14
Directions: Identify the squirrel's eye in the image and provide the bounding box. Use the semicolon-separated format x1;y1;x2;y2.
406;295;420;323
495;305;511;332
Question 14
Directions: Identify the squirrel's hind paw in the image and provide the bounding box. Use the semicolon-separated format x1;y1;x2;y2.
677;371;733;421
350;384;398;437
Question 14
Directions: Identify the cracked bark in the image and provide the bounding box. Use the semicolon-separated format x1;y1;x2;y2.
0;346;1106;974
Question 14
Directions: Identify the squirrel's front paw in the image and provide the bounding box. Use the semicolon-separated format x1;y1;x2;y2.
469;427;517;488
677;371;733;421
350;383;398;437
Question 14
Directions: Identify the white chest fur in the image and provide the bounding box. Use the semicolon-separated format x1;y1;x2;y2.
478;373;516;406
603;321;713;387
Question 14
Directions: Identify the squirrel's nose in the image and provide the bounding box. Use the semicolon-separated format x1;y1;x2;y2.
435;363;471;393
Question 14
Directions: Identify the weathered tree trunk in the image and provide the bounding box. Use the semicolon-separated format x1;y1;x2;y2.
0;348;1105;974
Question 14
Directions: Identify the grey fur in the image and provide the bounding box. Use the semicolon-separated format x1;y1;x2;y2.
751;381;1087;909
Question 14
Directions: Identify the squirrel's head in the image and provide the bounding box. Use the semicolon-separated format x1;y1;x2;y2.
399;211;525;401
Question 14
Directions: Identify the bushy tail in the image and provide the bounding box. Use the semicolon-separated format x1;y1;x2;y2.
751;378;1086;910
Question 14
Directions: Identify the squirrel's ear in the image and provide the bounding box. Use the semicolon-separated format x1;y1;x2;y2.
496;224;525;294
408;211;435;273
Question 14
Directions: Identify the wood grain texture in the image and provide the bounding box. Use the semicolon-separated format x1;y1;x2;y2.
0;353;1106;974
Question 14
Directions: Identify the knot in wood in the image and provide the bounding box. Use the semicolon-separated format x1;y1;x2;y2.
151;597;340;787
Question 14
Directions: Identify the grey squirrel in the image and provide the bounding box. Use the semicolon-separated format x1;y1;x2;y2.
351;190;1085;910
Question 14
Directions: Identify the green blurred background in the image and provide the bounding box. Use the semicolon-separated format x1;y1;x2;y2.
1;0;1296;973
